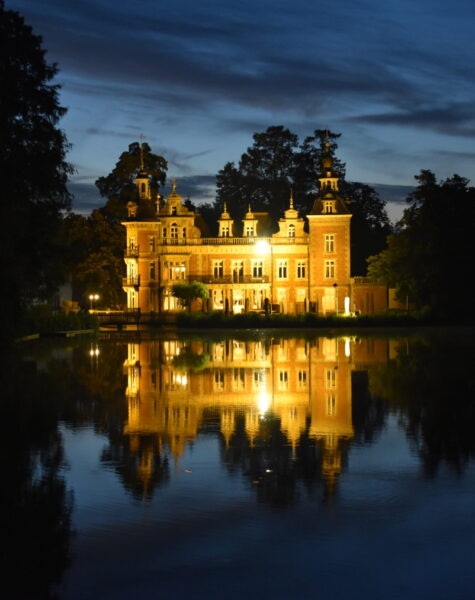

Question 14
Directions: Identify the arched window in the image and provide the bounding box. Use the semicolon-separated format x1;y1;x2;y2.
141;183;146;193
288;224;295;238
170;223;178;238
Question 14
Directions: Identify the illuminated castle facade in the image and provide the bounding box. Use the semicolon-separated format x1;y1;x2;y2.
122;140;388;315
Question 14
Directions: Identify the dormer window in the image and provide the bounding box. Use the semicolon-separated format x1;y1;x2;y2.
245;224;255;237
288;224;295;238
222;225;230;237
171;205;177;215
323;200;335;214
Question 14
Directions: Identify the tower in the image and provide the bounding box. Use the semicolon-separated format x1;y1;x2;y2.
306;134;351;315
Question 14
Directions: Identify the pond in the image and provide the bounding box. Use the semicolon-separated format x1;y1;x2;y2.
4;330;475;599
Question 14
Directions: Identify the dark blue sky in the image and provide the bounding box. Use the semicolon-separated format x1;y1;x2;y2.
9;0;475;219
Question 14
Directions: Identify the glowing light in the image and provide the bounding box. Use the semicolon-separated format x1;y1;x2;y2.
344;338;351;357
258;391;271;416
255;240;270;254
344;296;350;315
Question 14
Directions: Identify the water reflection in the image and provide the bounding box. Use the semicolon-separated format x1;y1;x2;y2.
117;336;392;501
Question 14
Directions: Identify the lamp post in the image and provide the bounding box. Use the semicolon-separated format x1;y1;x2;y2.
89;293;99;311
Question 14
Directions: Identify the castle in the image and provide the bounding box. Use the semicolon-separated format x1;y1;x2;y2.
122;139;389;315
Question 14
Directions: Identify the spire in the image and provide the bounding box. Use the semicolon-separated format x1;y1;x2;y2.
139;134;146;170
223;200;227;213
289;188;294;210
172;176;177;193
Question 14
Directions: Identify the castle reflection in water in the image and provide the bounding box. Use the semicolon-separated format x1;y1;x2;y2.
120;336;398;498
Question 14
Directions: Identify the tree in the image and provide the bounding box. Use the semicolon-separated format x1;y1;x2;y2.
367;170;475;316
171;281;209;311
216;126;299;223
0;1;73;332
343;182;392;274
96;142;167;223
214;126;390;273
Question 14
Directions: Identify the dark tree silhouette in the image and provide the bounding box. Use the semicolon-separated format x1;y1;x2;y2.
0;0;73;334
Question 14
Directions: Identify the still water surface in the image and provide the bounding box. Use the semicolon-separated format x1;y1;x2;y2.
5;331;475;599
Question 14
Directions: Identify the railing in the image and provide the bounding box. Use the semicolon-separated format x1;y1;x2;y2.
156;236;308;246
191;275;270;284
123;275;140;287
125;245;139;258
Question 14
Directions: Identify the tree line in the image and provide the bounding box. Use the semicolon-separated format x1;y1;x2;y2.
3;0;474;336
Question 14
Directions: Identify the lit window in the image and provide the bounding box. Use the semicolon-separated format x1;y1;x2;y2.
214;371;225;391
277;260;288;279
326;393;336;416
325;369;336;388
232;260;244;282
252;259;263;278
325;260;335;278
213;260;224;279
233;368;245;391
296;261;306;279
325;234;335;253
297;370;307;389
288;223;295;238
278;369;289;390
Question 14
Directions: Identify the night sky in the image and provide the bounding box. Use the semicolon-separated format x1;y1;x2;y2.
9;0;475;220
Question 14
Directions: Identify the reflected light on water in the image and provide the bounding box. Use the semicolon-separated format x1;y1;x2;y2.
258;391;271;416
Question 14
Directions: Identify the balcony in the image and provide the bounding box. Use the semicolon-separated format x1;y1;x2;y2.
125;245;139;258
157;237;308;246
192;275;270;284
123;275;140;288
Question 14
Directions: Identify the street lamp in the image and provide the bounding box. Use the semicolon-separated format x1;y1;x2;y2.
89;293;99;311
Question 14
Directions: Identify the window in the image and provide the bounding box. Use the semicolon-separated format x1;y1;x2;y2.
296;261;306;279
129;236;136;249
213;260;224;279
221;224;230;237
213;289;224;309
171;205;177;215
148;236;156;252
325;369;336;389
277;260;288;279
325;260;335;278
149;261;156;280
141;183;146;194
232;260;244;282
297;370;307;389
162;227;167;239
325;234;335;253
214;370;225;391
323;200;334;213
233;368;245;391
252;259;263;278
288;223;295;238
182;227;187;238
170;223;178;239
165;260;186;280
278;369;289;391
252;369;265;390
326;394;337;416
245;224;255;237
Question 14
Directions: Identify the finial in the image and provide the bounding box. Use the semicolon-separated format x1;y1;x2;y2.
223;201;228;213
289;188;294;209
139;134;146;170
248;203;252;213
172;176;177;192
